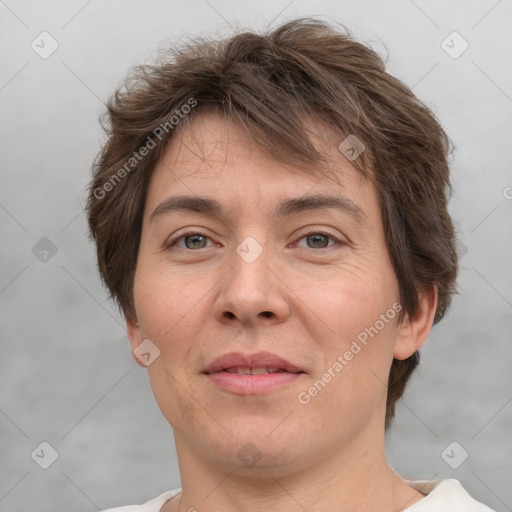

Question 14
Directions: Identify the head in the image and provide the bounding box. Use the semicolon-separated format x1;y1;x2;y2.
86;18;458;466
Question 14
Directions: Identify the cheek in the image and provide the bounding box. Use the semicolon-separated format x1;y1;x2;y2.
302;315;396;428
304;271;398;399
134;263;207;340
299;261;393;339
134;268;212;430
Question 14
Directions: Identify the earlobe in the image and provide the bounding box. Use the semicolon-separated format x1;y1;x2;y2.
393;285;438;360
127;318;146;368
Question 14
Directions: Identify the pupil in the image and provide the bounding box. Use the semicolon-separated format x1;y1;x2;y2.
183;234;328;249
186;235;206;249
308;234;328;248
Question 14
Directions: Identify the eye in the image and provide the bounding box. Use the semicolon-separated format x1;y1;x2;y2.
294;229;343;250
165;229;344;251
166;231;215;250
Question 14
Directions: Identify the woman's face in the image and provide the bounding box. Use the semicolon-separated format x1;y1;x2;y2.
127;111;429;474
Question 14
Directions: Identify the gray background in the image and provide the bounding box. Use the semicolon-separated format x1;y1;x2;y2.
1;1;511;511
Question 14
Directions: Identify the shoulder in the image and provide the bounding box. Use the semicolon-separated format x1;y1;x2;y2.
100;488;181;512
405;479;496;511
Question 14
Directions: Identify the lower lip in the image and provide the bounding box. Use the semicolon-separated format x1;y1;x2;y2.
205;371;304;394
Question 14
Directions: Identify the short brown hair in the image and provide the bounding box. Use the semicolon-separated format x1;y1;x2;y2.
86;17;458;428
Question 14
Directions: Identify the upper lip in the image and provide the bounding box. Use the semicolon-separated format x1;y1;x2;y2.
202;351;305;374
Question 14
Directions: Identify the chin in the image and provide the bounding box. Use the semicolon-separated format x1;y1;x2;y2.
205;425;314;473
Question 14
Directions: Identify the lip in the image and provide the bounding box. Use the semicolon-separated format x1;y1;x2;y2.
202;351;304;374
202;351;306;395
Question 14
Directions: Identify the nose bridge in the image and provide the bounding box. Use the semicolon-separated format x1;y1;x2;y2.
229;234;272;303
214;233;289;325
235;235;265;266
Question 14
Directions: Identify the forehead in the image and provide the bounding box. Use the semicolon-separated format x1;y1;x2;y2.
144;111;378;223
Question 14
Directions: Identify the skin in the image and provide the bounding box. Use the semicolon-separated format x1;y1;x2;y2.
127;111;438;512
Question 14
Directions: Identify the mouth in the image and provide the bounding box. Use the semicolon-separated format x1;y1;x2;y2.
219;366;302;375
202;352;306;395
202;351;305;374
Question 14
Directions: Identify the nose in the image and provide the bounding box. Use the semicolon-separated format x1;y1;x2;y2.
213;239;290;328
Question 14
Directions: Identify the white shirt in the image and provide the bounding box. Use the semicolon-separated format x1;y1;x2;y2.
100;479;496;511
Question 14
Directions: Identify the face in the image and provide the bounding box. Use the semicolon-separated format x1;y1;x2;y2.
127;111;433;475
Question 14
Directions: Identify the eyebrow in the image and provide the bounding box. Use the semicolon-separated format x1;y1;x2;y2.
149;193;368;225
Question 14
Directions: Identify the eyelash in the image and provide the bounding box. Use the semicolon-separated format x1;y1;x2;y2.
165;229;344;251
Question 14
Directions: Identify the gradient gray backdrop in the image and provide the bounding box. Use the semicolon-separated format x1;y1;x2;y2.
1;1;511;511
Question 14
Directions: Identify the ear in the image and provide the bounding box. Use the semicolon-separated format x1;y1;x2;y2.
127;318;146;368
393;285;438;360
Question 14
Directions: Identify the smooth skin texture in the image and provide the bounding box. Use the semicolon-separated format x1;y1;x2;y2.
127;111;438;512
